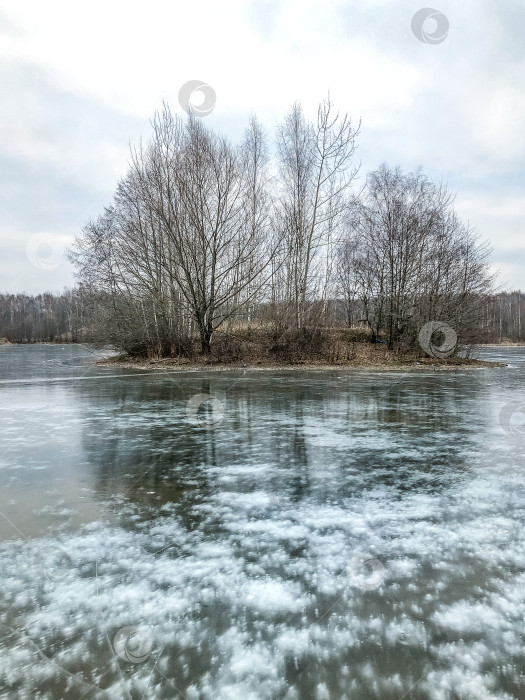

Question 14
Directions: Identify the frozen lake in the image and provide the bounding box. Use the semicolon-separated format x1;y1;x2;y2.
1;344;525;699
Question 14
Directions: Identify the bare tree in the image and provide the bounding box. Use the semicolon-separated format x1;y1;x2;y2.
72;105;279;356
340;164;495;353
151;110;278;352
276;98;360;329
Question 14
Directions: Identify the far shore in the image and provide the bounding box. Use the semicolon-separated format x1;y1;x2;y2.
476;342;525;347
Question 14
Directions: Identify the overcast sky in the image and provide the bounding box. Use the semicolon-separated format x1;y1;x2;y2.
0;0;523;294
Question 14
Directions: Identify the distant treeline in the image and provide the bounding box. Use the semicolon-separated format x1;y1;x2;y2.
0;288;91;343
484;290;524;343
0;289;523;346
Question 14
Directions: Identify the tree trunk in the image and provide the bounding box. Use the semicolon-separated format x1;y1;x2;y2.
199;321;213;354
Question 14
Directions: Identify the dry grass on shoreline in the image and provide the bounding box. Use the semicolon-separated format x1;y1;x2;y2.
97;359;504;373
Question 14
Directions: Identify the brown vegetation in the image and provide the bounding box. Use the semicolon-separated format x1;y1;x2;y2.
97;326;504;371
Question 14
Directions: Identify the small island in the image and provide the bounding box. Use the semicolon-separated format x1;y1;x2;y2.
0;101;521;372
68;104;497;370
2;101;514;373
97;327;505;372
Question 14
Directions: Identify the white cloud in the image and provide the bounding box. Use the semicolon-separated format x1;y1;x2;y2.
0;0;524;291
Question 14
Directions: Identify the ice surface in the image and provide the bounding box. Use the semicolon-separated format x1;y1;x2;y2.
1;345;525;698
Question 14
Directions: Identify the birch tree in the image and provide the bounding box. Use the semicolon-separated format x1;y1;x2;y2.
276;98;360;329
